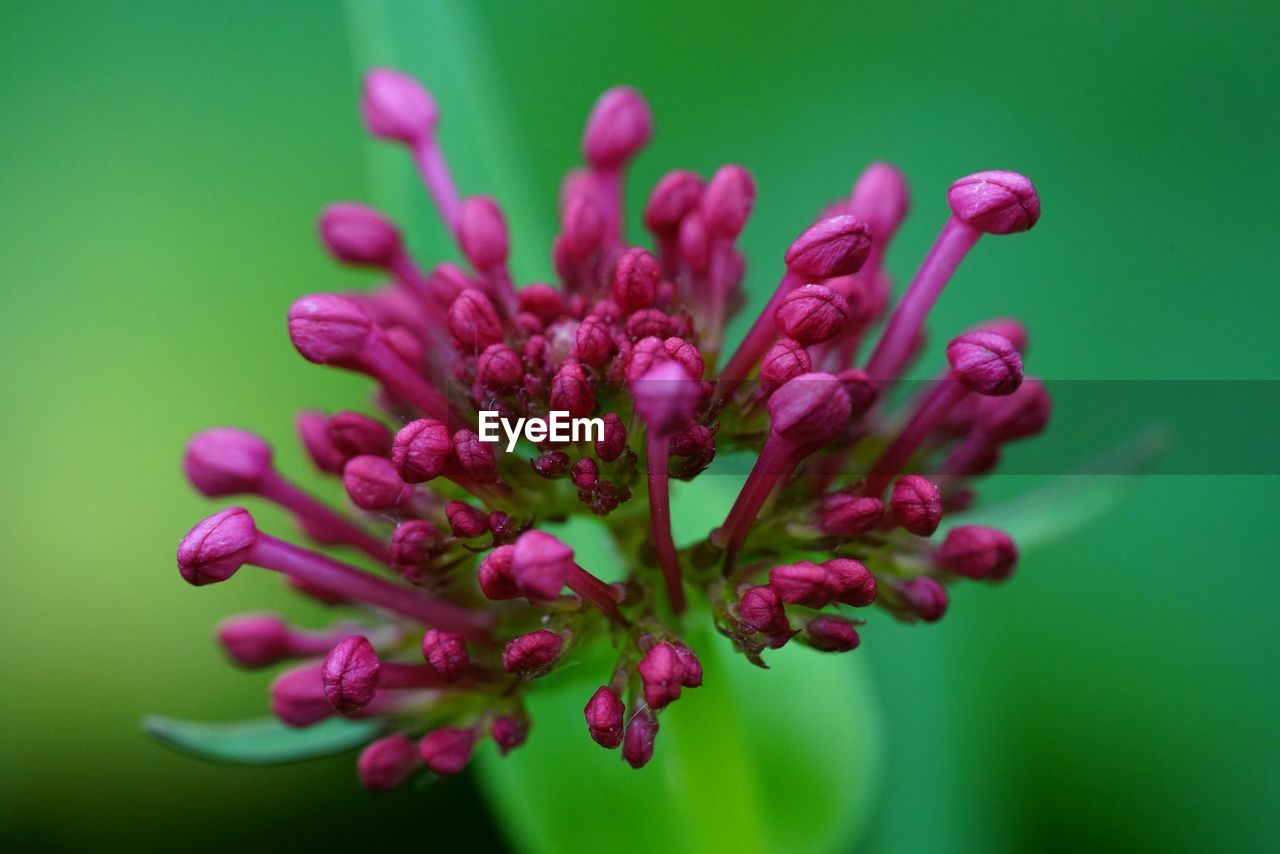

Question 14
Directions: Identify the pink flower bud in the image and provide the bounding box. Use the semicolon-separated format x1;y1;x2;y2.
673;643;703;687
584;686;626;749
806;616;862;652
448;289;504;351
215;614;291;668
738;585;789;635
390;520;443;572
477;343;524;390
421;629;468;681
891;476;943;536
973;317;1029;354
342;455;404;511
662;336;705;379
358;734;417;790
978;377;1050;442
775;284;850;345
502;629;564;676
446;501;490;539
297;410;346;473
631;361;700;437
836;369;879;418
784;215;873;279
177;507;257;586
288;293;373;366
452;429;498;480
491;715;529;756
850;161;910;243
550;361;596;418
361;68;438;144
327;411;392;459
184;428;272;497
677;211;710;274
946;331;1023;396
488;511;518;545
561;193;604;259
768;372;852;446
430;262;472;306
478;545;519;599
595;413;628;462
571;457;599;492
511;530;574;599
321;636;381;714
645;170;703;235
575;315;613;367
894;577;949;622
760;339;812;395
613;247;660;312
270;663;331;727
947;170;1040;235
457;195;509;270
623;711;658;769
668;423;717;480
519;283;568;322
418;727;475;775
937;525;1018;580
626;308;675;340
582;86;652;168
816;493;883;537
822;558;877;607
532;451;571;478
317;203;401;267
701;165;755;239
392;419;452;483
637;643;685;709
769;561;833;608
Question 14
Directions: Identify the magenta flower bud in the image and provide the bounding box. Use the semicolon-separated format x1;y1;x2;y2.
645;170;703;235
561;193;604;259
430;262;472;305
974;317;1029;354
519;283;567;322
418;727;475;775
625;308;674;341
894;577;949;622
448;289;504;351
638;643;685;709
297;410;346;474
184;428;272;497
270;663;332;727
937;525;1018;580
357;734;418;791
478;544;519;599
806;616;862;652
738;585;789;635
673;644;703;687
631;361;700;437
836;369;879;418
327;411;392;459
768;372;853;446
946;331;1024;396
849;162;910;244
595;413;628;462
701;164;755;238
575;315;613;367
775;285;851;346
947;170;1040;235
342;455;404;511
446;500;490;539
769;561;834;608
571;457;599;492
361;68;438;143
457;195;509;270
613;247;660;313
477;343;524;390
584;686;626;749
317;203;401;267
392;419;452;483
822;558;878;607
817;493;884;537
288;293;373;366
677;211;711;274
760;339;812;395
491;715;529;756
321;635;381;714
390;520;443;572
582;86;652;168
978;377;1050;442
784;215;873;279
177;507;257;586
623;711;658;769
532;451;572;478
511;530;574;599
215;614;291;668
488;511;518;544
625;336;668;384
421;629;468;681
452;429;498;480
502;629;564;676
662;337;705;379
550;361;596;418
891;476;943;536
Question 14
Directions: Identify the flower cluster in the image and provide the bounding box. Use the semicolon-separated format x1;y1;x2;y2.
174;67;1046;788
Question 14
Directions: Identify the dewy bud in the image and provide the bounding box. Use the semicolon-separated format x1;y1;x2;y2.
645;170;703;235
595;413;628;462
288;293;373;366
511;530;574;599
421;629;468;681
361;68;439;143
342;455;405;511
767;373;852;446
392;419;452;483
701;164;755;238
317;203;402;267
637;642;685;709
806;616;862;652
582;86;653;168
502;629;564;676
822;558;878;607
894;577;949;622
418;727;476;775
936;525;1018;580
184;428;272;497
584;686;626;749
457;195;509;270
775;285;851;345
623;711;658;769
817;494;884;537
177;507;257;586
784;215;872;279
571;457;599;492
321;635;381;714
769;561;833;608
947;170;1040;235
891;475;943;536
631;361;700;437
532;451;572;479
946;331;1024;396
358;734;418;790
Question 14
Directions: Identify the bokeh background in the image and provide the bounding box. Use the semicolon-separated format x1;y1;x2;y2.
2;0;1277;850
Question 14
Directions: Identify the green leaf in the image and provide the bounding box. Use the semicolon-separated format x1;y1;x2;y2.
475;624;882;854
142;715;383;766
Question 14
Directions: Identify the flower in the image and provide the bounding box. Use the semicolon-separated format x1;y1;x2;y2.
170;66;1046;788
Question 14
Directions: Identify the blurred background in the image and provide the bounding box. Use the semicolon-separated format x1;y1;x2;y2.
1;0;1277;850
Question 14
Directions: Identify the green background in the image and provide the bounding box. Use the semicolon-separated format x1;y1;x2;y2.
1;0;1277;850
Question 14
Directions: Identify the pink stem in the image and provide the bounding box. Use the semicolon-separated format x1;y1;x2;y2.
411;136;461;232
595;167;623;252
713;437;798;555
864;217;981;381
257;472;391;564
250;535;493;641
703;240;737;356
355;335;467;426
655;233;680;281
860;376;969;498
378;662;452;690
568;565;629;626
713;270;804;404
646;431;686;614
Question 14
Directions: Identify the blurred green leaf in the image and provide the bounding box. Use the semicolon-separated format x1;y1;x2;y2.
475;624;882;854
142;715;383;766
